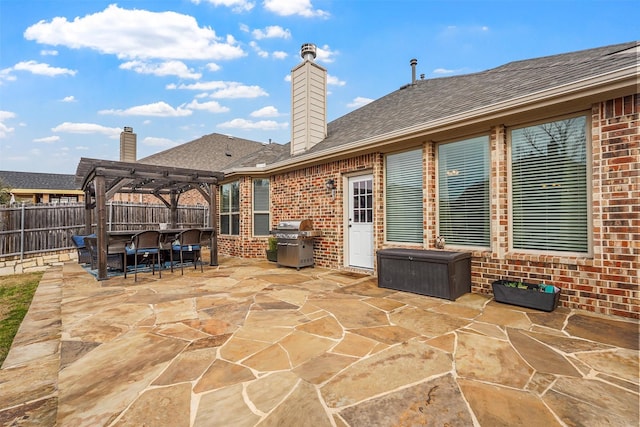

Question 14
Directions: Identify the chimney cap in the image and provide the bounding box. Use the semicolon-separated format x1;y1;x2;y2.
300;43;317;61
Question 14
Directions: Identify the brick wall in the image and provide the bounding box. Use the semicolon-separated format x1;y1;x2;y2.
216;96;638;319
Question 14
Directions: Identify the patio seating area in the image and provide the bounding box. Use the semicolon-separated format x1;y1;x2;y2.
1;255;638;426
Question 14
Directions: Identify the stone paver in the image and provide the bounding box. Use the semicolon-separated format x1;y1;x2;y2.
1;257;638;426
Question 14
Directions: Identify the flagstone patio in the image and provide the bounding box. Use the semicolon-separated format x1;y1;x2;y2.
1;256;638;426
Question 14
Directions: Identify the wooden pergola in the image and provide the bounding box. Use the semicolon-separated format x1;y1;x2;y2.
75;157;224;280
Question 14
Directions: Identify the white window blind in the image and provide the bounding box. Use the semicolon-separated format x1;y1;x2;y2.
385;149;423;243
438;136;490;247
511;116;588;252
253;179;270;236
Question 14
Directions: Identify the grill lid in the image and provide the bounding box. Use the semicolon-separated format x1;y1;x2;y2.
275;219;313;231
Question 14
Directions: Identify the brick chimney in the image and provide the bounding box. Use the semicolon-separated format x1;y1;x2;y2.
119;126;136;162
290;43;327;155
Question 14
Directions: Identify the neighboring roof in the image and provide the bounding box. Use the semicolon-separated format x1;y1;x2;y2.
0;170;79;191
138;133;270;171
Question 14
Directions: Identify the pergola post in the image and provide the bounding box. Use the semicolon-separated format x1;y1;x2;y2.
95;175;108;280
170;191;178;228
209;183;218;266
84;189;92;235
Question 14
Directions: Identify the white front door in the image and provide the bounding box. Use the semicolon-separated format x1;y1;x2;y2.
347;175;374;269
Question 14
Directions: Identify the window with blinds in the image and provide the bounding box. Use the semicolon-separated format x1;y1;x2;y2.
253;178;270;236
385;148;423;243
220;181;240;235
438;136;490;247
510;116;588;253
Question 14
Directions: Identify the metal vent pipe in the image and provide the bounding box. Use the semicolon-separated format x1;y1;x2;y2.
410;58;417;84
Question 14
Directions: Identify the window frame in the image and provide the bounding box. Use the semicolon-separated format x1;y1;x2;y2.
219;181;240;236
252;178;270;237
507;113;592;256
436;134;491;249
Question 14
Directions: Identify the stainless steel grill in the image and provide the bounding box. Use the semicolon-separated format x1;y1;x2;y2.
273;219;321;270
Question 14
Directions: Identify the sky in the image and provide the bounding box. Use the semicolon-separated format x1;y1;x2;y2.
0;0;637;175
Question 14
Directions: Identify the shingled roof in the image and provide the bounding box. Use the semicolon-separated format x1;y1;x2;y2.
305;41;638;154
0;170;79;190
132;41;638;173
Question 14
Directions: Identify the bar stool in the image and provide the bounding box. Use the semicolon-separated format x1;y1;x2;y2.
125;230;162;281
170;229;203;275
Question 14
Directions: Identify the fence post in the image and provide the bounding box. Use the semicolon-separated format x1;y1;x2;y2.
20;202;25;261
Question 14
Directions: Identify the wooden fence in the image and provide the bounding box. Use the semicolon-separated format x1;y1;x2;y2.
0;202;209;259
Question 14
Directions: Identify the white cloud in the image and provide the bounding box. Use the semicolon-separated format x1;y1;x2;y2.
272;51;288;60
52;122;121;138
192;0;255;13
24;4;246;61
185;99;230;113
171;80;268;99
252;25;291;40
327;74;346;86
263;0;329;18
250;106;281;117
210;82;268;98
99;102;192;117
0;111;16;138
142;137;179;147
0;111;16;120
217;118;288;131
62;96;76;102
206;63;221;72
76;146;89;150
120;60;202;79
316;45;338;63
347;97;373;109
13;60;76;76
169;81;228;91
40;49;58;56
250;41;269;58
433;68;464;75
34;135;61;143
0;68;17;83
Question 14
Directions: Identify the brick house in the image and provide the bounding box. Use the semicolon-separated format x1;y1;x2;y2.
141;41;639;319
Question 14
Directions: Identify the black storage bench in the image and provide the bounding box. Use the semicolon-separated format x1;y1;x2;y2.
377;248;471;300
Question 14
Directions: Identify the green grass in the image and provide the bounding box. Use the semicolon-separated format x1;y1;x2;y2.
0;272;42;366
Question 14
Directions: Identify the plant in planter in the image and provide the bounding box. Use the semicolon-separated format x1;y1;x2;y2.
266;237;278;262
492;279;561;312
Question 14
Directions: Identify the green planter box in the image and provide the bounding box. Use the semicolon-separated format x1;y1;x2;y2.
266;249;277;262
492;280;560;312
